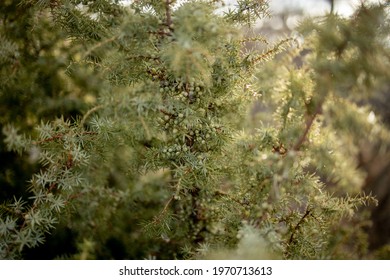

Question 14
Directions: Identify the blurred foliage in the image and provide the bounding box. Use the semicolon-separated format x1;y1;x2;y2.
0;0;389;259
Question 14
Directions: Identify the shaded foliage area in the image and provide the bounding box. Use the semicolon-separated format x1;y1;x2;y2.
0;0;389;259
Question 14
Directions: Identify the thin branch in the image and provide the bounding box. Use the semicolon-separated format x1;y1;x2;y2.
152;195;174;225
83;35;118;59
33;131;97;145
215;190;249;207
288;207;312;246
292;99;324;151
329;0;335;14
80;105;103;127
148;30;172;37
165;0;173;31
249;38;294;65
34;134;64;144
125;54;161;61
65;191;85;205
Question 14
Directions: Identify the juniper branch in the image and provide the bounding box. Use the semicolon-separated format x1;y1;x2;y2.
288;206;312;246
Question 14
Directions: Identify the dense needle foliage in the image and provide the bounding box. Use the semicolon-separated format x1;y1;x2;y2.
1;0;389;259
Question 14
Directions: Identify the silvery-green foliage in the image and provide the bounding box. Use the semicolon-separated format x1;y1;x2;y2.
1;0;389;259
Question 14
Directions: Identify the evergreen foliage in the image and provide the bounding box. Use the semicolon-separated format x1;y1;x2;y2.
1;0;389;259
